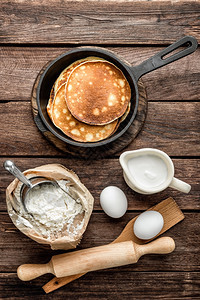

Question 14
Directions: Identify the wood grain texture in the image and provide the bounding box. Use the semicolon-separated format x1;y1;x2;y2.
0;0;199;297
0;1;199;44
0;158;199;211
0;101;199;156
0;212;199;273
0;46;199;101
0;271;199;299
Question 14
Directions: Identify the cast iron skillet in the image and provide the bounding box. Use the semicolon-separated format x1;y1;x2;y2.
36;36;198;148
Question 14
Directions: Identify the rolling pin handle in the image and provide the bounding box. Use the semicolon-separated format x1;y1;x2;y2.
135;237;175;259
17;261;54;281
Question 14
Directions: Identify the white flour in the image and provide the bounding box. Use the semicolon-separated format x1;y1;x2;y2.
14;180;85;239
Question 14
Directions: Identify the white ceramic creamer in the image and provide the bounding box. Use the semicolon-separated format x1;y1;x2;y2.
119;148;191;194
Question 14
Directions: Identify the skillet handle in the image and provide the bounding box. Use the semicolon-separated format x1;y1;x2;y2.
131;36;198;82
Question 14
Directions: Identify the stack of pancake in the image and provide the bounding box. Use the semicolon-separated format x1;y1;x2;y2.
47;57;131;142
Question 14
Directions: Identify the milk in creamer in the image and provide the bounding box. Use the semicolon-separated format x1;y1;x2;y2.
127;154;168;189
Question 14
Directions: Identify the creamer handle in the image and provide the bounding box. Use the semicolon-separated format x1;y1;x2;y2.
169;177;191;193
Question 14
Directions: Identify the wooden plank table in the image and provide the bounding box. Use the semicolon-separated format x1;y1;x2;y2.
0;0;199;298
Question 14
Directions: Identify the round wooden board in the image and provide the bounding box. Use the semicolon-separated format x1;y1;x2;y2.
31;62;148;159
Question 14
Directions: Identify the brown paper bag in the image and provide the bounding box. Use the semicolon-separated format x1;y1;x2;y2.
6;164;94;250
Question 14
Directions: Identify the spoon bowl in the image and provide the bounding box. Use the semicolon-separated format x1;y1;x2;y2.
3;160;61;212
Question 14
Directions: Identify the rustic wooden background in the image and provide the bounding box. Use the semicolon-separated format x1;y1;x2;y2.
0;0;199;299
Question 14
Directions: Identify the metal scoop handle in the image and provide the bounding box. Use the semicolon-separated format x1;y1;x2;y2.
3;160;33;189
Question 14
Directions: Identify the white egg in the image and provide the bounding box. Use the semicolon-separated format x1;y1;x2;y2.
133;210;164;240
100;186;128;218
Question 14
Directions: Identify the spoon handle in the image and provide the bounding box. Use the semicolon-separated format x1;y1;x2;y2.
3;160;33;188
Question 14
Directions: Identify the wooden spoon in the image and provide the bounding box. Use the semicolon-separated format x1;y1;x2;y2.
43;197;184;293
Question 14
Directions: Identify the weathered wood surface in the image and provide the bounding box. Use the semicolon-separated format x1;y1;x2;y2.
0;212;199;272
0;0;199;44
0;101;199;156
0;47;199;101
0;158;199;211
0;272;199;299
0;0;199;298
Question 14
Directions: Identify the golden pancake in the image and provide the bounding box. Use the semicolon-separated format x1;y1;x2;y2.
51;85;118;142
47;60;88;118
54;57;105;94
65;60;131;125
110;102;131;136
120;101;131;123
47;57;106;117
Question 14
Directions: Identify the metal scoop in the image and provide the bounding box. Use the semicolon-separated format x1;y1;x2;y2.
3;160;65;212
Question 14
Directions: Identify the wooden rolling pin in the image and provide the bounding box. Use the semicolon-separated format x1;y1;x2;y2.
17;237;175;281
